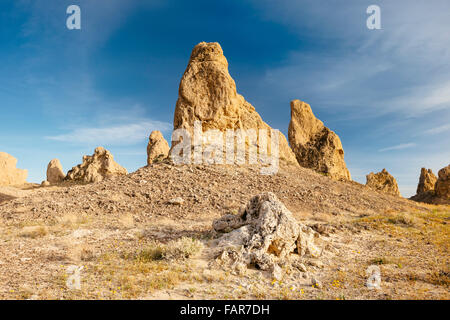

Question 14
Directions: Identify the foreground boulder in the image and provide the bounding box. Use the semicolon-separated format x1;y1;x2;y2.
213;192;319;277
147;131;170;165
366;169;400;196
288;100;351;181
416;168;437;195
46;159;66;184
435;165;450;199
65;147;128;183
0;152;27;186
171;42;297;165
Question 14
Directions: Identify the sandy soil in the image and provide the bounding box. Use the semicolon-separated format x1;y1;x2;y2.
0;161;448;300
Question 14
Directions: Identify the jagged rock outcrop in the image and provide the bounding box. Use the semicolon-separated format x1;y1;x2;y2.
435;164;450;199
213;192;320;277
410;167;437;203
46;159;66;184
288;100;351;181
366;169;400;196
411;165;450;204
416;168;437;195
65;147;128;183
171;42;297;165
0;152;27;186
147;131;170;165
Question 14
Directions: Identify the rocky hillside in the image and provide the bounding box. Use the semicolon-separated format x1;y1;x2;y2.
0;162;425;226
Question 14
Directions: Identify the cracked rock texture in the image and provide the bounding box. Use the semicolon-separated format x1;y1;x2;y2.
435;164;450;199
46;159;65;184
288;100;351;181
147;131;170;165
366;168;400;197
171;42;297;165
65;147;128;183
213;192;319;274
416;168;437;195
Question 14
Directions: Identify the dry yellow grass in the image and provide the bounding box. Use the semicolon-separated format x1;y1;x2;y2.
348;205;449;298
48;237;204;300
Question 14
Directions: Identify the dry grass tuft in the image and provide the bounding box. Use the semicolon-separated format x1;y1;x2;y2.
18;226;48;238
136;237;204;262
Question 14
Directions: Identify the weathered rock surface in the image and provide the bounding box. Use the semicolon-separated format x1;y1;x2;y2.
171;42;297;165
213;192;319;276
288;100;351;181
46;159;65;184
435;164;450;199
41;180;50;187
65;147;128;183
416;168;437;195
147;131;170;165
0;152;27;186
366;169;400;197
411;165;450;204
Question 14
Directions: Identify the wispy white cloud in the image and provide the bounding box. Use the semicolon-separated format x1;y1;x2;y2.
16;2;173;148
378;143;416;152
46;120;171;145
423;124;450;135
252;0;450;118
421;82;450;111
388;81;450;118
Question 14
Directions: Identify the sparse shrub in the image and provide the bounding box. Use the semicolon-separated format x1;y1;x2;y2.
136;237;203;262
163;237;204;260
428;270;450;287
370;257;390;265
19;226;48;238
370;256;403;267
58;213;89;228
80;247;95;261
136;244;165;262
386;213;416;226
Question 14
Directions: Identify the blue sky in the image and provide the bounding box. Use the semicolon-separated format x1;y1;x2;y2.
0;0;449;197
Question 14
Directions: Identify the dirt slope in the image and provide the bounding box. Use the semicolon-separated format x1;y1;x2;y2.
0;161;425;226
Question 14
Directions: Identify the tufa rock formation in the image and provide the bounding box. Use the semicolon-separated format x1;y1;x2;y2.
0;152;28;186
435;164;450;199
411;165;449;204
213;192;319;278
65;147;128;183
410;167;438;203
171;42;297;165
46;159;66;184
288;100;351;181
147;131;170;165
366;169;401;197
416;168;437;195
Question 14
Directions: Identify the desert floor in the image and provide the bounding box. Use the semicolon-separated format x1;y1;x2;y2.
0;162;448;300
